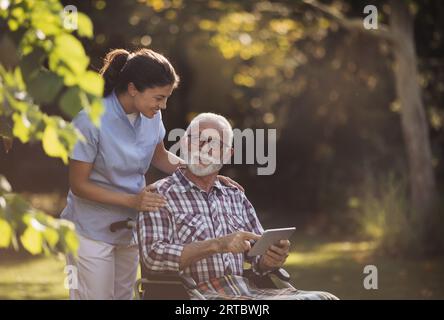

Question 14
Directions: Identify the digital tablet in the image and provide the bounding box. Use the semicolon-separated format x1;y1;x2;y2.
247;227;296;257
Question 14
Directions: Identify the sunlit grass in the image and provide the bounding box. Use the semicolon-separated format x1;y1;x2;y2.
0;253;68;300
1;238;443;299
286;241;377;267
285;238;444;299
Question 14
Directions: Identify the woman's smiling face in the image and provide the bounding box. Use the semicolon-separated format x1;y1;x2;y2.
132;84;174;118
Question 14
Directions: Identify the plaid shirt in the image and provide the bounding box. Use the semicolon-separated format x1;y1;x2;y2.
138;169;266;286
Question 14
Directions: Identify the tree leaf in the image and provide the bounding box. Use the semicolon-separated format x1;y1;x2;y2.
12;112;31;143
20;226;43;255
43;228;59;249
88;97;104;127
64;228;79;254
0;218;12;248
42;122;68;164
78;71;104;97
77;12;93;38
49;34;89;77
27;70;64;104
5;193;31;220
30;7;62;37
59;86;84;118
19;48;47;84
0;115;13;138
59;221;79;255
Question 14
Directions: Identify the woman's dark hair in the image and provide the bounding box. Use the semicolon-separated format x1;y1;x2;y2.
100;48;180;97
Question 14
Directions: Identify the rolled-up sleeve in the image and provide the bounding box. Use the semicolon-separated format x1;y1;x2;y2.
138;207;185;272
70;111;99;163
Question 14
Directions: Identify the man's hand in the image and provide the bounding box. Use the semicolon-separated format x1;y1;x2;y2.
217;231;261;254
259;240;290;271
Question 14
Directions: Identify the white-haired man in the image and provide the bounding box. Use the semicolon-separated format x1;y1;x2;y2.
139;113;338;299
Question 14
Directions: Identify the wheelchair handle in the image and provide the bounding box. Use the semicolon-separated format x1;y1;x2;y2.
109;219;135;232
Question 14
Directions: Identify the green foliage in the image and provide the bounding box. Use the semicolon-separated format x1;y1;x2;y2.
0;0;102;256
198;3;329;128
0;0;104;154
142;0;323;127
0;175;79;255
350;173;423;257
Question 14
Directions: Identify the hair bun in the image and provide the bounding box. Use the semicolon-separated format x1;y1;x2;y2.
100;49;130;96
99;47;180;97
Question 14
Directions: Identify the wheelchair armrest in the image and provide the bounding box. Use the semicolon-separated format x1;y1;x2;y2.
272;268;291;282
243;267;292;289
244;267;291;281
144;270;197;290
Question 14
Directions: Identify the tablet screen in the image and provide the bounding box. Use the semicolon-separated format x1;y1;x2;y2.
247;227;296;257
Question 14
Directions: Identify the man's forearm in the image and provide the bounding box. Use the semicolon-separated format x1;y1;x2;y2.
179;239;220;270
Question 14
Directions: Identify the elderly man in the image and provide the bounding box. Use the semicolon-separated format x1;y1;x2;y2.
139;113;338;300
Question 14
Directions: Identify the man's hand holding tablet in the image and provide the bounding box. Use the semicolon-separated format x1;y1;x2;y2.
215;228;294;271
248;227;296;256
247;227;295;271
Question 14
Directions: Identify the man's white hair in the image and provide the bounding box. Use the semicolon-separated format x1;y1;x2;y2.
185;112;233;147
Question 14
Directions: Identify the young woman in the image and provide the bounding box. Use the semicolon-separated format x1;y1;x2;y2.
61;48;241;300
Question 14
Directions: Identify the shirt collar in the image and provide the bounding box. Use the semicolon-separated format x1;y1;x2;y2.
171;168;227;195
110;91;141;126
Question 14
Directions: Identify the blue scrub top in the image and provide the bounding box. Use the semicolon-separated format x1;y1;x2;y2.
61;91;166;245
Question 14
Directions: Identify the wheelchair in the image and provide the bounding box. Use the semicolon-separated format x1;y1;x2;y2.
110;217;296;300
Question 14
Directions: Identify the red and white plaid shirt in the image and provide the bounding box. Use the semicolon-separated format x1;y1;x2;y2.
138;169;265;285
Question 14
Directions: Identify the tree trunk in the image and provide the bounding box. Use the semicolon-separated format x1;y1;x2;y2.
389;0;436;216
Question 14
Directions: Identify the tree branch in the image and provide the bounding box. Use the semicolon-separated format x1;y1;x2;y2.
302;0;396;43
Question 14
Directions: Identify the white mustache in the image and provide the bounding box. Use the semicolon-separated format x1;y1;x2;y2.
188;153;221;165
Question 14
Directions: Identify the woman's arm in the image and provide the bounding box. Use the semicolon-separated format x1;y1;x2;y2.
151;141;185;175
69;159;166;211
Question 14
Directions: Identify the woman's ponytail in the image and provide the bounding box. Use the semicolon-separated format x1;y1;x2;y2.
99;48;179;97
100;49;130;97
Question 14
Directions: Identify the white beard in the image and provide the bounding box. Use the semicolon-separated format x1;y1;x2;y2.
186;152;223;177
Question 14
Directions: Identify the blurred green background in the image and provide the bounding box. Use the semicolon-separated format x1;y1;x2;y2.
1;0;444;299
